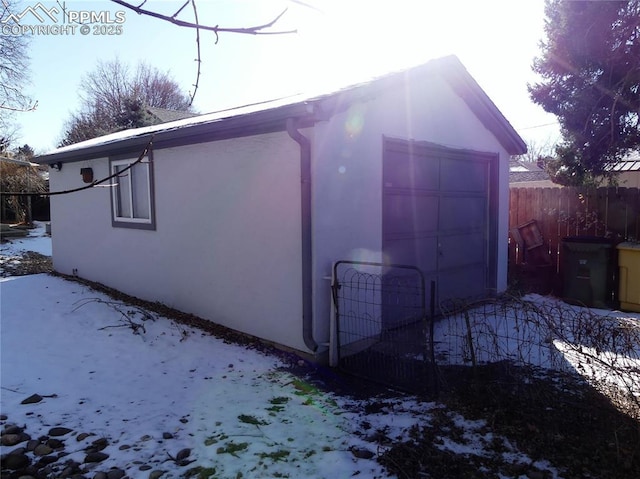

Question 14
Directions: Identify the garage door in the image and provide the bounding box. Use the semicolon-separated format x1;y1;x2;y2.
382;138;497;318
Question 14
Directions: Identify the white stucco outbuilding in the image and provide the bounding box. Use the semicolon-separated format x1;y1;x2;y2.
36;56;526;360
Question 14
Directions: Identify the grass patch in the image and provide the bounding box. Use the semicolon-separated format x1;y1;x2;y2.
238;414;269;426
204;432;228;446
216;441;249;457
183;466;216;478
291;378;318;396
256;449;291;462
266;396;291;414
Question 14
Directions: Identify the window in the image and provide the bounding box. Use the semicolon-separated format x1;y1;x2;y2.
110;153;155;230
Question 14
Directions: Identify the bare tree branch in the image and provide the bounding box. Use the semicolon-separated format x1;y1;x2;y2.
172;0;190;19
287;0;323;13
0;101;38;113
0;0;36;131
55;0;86;24
189;0;202;106
102;1;299;106
110;0;296;37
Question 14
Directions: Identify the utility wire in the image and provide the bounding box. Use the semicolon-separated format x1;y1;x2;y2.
518;121;559;130
0;139;153;197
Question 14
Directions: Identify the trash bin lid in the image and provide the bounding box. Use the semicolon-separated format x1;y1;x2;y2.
562;235;613;245
617;242;640;251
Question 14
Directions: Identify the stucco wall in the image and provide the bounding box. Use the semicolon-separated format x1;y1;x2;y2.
49;71;514;357
310;72;512;346
49;132;306;351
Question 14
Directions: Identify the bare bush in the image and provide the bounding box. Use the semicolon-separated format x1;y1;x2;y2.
72;297;156;336
438;296;640;419
0;161;47;223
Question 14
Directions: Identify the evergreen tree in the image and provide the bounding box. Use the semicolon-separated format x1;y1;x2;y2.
529;0;640;185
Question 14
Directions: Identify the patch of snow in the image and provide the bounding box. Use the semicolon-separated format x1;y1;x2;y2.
0;274;393;478
3;227;631;478
0;221;51;256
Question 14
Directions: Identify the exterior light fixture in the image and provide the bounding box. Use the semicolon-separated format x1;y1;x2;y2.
80;167;93;183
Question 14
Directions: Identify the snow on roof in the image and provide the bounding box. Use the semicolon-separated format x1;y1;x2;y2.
0;155;40;167
610;152;640;172
601;151;640;172
44;93;316;157
39;66;404;161
613;160;640;172
36;55;527;164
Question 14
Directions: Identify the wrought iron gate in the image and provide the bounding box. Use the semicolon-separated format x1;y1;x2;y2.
331;261;438;395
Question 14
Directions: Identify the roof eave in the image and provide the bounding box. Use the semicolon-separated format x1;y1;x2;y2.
35;102;315;165
35;55;528;164
434;57;527;156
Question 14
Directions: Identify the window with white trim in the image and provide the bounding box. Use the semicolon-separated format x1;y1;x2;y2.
110;154;155;230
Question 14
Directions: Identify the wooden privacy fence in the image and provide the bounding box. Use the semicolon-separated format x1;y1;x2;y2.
508;187;640;292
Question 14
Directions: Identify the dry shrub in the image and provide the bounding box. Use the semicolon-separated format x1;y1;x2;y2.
0;161;47;223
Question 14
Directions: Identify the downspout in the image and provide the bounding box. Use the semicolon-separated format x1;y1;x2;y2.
286;118;318;352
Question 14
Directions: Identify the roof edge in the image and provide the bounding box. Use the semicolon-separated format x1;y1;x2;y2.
35;102;314;165
35;55;528;164
433;56;527;156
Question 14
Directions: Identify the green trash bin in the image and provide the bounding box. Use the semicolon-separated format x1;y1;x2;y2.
561;236;615;308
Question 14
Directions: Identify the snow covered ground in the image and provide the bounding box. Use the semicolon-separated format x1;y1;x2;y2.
2;272;414;478
0;221;52;257
1;227;636;478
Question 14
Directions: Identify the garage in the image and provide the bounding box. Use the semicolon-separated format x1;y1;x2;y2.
382;137;499;315
38;55;525;368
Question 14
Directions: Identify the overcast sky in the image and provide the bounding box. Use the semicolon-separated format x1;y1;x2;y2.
9;0;560;153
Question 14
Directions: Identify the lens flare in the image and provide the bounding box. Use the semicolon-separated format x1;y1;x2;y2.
344;104;365;139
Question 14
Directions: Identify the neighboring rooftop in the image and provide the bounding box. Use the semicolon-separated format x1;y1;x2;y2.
610;150;640;172
509;158;555;185
146;107;198;123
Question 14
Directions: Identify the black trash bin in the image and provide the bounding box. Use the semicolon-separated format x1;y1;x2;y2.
561;236;615;308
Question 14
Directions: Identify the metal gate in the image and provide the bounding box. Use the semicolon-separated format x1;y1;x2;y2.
331;260;438;395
